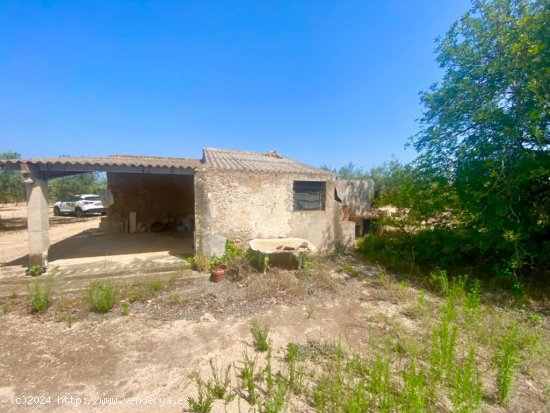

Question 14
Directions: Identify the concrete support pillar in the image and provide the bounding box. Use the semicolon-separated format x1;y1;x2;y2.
25;174;50;267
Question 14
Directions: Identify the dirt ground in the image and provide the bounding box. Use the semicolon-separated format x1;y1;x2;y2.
0;261;548;412
0;204;548;413
0;264;358;413
0;203;101;267
0;204;193;290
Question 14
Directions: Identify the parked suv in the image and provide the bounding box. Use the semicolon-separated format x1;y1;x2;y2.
53;194;106;217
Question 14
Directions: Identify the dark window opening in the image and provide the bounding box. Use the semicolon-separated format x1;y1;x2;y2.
293;181;326;211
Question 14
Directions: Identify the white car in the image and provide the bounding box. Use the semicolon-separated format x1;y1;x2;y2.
53;194;106;217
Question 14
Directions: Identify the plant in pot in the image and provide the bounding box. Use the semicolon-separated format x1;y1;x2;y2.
209;257;227;283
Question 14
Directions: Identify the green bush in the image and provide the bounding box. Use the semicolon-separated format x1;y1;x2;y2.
356;231;409;267
356;226;545;290
87;281;118;313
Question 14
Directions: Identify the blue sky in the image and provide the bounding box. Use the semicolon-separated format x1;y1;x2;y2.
0;0;471;170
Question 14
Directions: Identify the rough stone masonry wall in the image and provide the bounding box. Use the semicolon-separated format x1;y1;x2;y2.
107;173;194;232
194;169;355;256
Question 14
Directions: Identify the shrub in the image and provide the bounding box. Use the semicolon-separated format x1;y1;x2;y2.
87;281;118;313
356;231;411;267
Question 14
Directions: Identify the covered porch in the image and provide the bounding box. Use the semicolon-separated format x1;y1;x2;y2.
0;155;200;268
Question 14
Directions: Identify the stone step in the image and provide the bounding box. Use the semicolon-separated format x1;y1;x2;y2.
0;264;206;297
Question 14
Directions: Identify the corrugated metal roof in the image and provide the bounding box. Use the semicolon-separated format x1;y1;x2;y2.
0;155;201;170
202;148;331;175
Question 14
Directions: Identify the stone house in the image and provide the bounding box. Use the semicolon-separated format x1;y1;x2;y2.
0;148;373;266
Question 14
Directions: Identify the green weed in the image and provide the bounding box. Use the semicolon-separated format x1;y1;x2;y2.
465;279;482;311
285;342;304;393
311;357;346;412
193;253;210;272
120;301;129;316
238;352;258;405
262;375;289;413
342;380;370;413
496;326;521;404
251;319;270;352
305;307;315;319
453;347;482;413
418;290;426;306
28;276;54;313
1;304;11;315
430;305;458;384
431;270;468;305
206;359;233;402
370;354;393;411
87;281;118;313
26;265;46;277
188;374;213;413
147;279;163;295
341;262;359;278
262;347;289;412
168;292;185;304
401;361;427;412
127;286;143;303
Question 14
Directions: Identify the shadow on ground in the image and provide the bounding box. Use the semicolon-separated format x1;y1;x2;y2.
4;230;194;267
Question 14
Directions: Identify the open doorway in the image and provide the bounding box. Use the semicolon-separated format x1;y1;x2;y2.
105;173;195;235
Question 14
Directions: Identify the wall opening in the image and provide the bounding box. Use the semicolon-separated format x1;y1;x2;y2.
106;173;195;234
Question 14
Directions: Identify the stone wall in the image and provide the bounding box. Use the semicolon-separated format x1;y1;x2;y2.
194;169;355;256
106;173;194;232
335;179;374;218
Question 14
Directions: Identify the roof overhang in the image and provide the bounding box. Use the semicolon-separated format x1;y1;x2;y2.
0;155;199;179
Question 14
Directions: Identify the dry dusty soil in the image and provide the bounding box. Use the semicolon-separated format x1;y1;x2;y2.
0;203;100;267
0;204;548;413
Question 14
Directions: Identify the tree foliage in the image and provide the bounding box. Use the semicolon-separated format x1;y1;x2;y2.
0;151;25;204
1;151;106;204
48;173;106;202
321;162;370;180
410;0;550;273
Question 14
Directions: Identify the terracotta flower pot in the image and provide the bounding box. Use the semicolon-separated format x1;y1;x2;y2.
210;266;226;283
